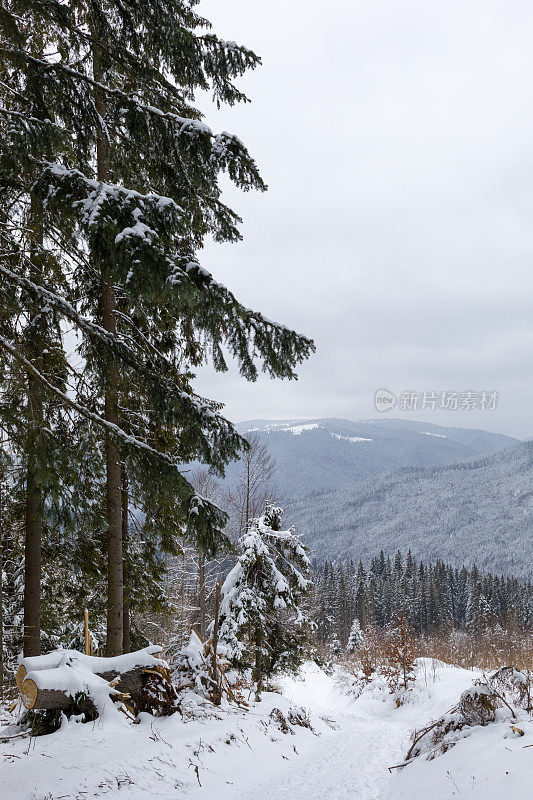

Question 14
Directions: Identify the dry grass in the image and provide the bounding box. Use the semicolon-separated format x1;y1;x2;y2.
417;628;533;671
339;626;533;674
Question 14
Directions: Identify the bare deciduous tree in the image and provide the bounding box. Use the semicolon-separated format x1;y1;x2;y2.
226;433;277;537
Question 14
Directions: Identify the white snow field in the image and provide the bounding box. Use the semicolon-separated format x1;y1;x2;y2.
1;660;532;800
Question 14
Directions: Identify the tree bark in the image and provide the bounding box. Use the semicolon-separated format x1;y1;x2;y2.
211;580;221;705
122;472;131;654
254;625;262;700
0;449;4;698
23;193;44;658
23;438;42;657
91;24;123;656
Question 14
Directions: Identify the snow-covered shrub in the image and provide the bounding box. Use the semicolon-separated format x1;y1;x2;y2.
170;630;248;708
269;705;313;735
459;682;497;725
407;678;514;761
490;666;532;712
170;630;213;696
288;705;313;729
269;707;294;734
335;667;369;699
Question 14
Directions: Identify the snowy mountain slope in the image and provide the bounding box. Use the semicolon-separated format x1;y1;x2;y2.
233;418;518;499
287;441;533;577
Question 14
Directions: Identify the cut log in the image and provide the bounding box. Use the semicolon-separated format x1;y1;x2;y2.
19;678;38;709
18;645;162;678
16;665;26;693
18;646;165;712
16;645;162;692
20;662;111;712
16;649;72;692
20;679;74;711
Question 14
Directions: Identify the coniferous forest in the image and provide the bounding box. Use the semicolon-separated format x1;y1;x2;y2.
310;554;533;667
0;0;313;689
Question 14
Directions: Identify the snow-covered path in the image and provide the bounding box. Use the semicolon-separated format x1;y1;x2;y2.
0;661;483;800
213;664;411;800
234;709;408;800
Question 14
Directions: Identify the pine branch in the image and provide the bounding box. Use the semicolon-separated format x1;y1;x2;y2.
0;330;179;466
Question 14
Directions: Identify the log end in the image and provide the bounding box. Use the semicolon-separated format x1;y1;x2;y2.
16;665;27;693
20;678;38;710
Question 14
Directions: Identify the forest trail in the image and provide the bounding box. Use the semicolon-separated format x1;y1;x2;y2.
0;661;477;800
231;704;408;799
211;664;411;800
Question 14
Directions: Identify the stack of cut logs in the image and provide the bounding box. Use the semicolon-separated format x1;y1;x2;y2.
16;646;166;714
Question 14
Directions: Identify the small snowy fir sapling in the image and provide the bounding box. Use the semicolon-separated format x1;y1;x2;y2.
346;619;365;653
328;634;343;660
218;505;311;695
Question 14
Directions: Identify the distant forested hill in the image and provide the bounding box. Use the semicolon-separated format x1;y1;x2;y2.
286;441;533;578
233;417;518;499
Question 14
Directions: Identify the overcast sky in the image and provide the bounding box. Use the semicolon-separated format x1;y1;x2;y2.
194;0;533;439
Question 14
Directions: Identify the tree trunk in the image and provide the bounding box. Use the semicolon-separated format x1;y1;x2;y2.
211;580;221;705
0;451;4;699
23;193;45;658
23;441;42;657
254;625;262;700
198;553;206;640
103;281;122;657
245;458;250;533
122;472;131;654
91;25;123;656
20;661;157;712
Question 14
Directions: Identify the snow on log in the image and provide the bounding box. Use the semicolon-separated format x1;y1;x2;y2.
16;645;163;694
20;663;116;711
18;647;166;712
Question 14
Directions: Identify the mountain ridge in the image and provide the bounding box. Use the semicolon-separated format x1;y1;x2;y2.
233;417;519;499
228;418;530;577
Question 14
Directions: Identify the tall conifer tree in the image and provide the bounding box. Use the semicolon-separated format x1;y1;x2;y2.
0;1;314;653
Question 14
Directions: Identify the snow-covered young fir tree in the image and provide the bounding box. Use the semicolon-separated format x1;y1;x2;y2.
218;506;312;697
346;618;365;654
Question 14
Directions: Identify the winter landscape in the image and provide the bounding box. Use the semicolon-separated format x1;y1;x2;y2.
1;1;533;799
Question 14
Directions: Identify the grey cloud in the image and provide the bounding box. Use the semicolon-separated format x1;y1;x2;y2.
195;0;533;438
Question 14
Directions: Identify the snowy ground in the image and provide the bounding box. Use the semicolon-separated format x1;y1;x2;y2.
1;660;531;800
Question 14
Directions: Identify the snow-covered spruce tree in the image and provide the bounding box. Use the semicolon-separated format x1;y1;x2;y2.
346;618;364;654
218;506;311;696
327;633;342;661
0;4;81;656
0;2;314;654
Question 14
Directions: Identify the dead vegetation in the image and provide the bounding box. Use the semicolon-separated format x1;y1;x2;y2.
269;705;313;735
406;667;532;763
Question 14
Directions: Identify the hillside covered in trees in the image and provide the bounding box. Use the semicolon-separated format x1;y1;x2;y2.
289;441;533;578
